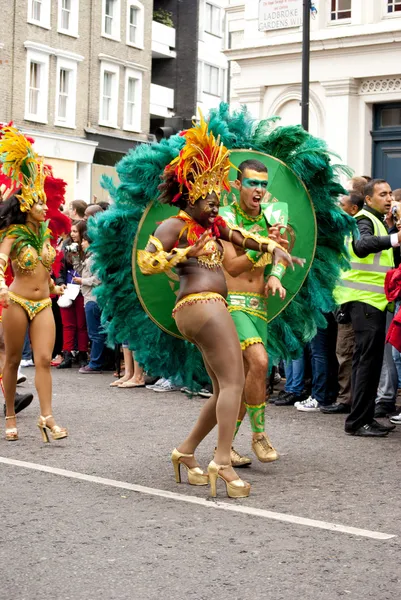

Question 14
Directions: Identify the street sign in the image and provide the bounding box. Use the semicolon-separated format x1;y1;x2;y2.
258;0;302;31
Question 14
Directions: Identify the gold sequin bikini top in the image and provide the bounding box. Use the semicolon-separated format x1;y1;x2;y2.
174;211;224;270
0;223;56;274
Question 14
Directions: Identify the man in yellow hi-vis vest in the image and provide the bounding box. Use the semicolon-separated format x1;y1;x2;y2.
335;179;399;437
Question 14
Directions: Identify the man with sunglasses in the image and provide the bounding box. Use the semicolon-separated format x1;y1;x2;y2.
220;159;285;466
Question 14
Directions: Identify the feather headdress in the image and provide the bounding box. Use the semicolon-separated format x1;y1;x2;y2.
0;125;48;212
168;111;232;204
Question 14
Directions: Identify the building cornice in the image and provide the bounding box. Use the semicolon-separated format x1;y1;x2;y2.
233;85;264;104
98;53;150;72
24;41;84;62
226;2;244;15
321;78;359;97
225;30;401;61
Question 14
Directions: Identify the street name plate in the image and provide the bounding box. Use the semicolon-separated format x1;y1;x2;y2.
258;0;302;31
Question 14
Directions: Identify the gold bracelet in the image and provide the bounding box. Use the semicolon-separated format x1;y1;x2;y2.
242;237;247;249
228;229;233;242
137;235;191;275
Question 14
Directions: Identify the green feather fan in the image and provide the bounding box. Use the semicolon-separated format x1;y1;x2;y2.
89;103;355;384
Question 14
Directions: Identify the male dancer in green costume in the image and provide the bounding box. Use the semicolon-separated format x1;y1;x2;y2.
220;159;286;466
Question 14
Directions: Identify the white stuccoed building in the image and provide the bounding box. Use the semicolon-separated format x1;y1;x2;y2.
225;0;401;188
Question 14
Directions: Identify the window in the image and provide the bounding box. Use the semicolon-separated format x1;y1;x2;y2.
29;63;40;115
330;0;351;21
129;6;138;43
124;68;142;131
32;0;41;21
102;0;120;39
103;72;113;121
61;0;70;29
55;57;78;128
27;0;51;29
58;69;69;119
387;0;401;13
25;49;50;123
205;2;222;36
126;1;144;48
58;0;79;36
381;108;401;127
99;62;119;127
204;64;220;96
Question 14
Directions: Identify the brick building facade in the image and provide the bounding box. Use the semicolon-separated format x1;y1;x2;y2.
0;0;153;203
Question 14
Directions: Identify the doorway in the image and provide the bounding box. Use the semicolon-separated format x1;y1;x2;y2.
372;103;401;189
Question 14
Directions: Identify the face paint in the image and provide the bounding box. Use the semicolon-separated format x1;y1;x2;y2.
241;178;268;190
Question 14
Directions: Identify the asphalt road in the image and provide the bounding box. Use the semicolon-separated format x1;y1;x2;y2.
1;368;400;600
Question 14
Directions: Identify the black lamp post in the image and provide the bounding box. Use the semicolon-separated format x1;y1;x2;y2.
301;0;311;131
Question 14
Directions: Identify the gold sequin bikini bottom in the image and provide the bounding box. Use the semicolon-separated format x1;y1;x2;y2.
172;292;227;318
9;291;52;320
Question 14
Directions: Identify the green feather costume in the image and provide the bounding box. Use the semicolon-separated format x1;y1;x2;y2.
89;104;354;386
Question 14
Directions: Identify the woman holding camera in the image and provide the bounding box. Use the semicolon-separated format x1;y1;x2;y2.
57;220;89;369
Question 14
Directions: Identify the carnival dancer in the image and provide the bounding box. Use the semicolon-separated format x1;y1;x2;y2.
137;116;302;498
0;126;67;442
220;159;287;466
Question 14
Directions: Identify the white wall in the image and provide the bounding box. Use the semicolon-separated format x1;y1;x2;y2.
225;0;401;176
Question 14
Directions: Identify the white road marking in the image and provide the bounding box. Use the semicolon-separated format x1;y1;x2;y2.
0;456;395;540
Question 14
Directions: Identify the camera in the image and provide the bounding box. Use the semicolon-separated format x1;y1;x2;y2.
65;242;79;253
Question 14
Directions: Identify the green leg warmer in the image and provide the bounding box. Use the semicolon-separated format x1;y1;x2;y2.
245;402;266;434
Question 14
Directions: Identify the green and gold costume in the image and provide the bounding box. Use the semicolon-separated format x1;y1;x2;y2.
220;201;270;350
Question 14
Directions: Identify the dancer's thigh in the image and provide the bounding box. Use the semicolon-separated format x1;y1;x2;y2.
30;307;55;366
176;302;244;389
2;303;29;364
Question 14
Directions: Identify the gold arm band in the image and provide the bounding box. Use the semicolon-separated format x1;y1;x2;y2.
0;263;8;290
228;229;233;242
137;235;191;275
227;223;286;255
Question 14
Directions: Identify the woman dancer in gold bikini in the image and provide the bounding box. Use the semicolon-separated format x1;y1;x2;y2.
0;126;67;442
138;116;303;498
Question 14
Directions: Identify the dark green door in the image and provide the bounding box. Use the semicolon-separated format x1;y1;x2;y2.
372;103;401;189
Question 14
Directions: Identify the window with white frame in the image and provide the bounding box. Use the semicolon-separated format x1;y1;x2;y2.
25;50;49;123
55;57;78;128
205;2;222;36
204;63;220;96
58;0;79;36
330;0;351;21
102;0;121;40
124;68;142;131
126;1;144;47
99;62;119;127
27;0;51;29
387;0;401;13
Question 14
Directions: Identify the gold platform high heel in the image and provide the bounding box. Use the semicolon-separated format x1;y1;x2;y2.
37;415;68;443
5;415;18;441
171;448;209;486
208;460;251;499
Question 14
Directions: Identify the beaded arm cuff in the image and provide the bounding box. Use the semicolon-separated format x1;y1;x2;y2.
137;235;191;275
270;263;287;281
